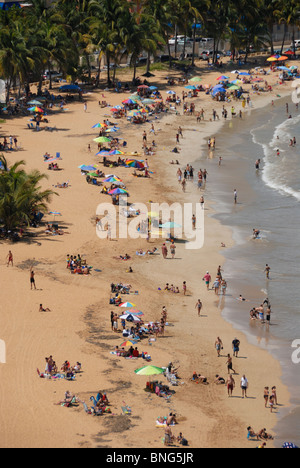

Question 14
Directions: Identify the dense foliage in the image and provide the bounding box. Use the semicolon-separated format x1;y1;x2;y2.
0;0;298;97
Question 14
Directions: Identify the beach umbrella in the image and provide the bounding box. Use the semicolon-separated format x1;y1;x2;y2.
122;98;135;105
28;100;43;106
282;442;298;448
28;106;44;113
92;123;108;128
125;160;144;169
238;72;251;76
49;211;62;221
119;302;136;308
125;309;144;316
134;365;164;376
189;76;202;82
149;86;158;90
216;75;229;81
231;79;243;84
166;90;176;95
120;340;139;347
78;164;97;171
137;84;149;89
108;188;129;195
129;94;142;101
119;313;141;322
103;176;122;182
142;99;154;105
231;70;240;74
109;150;124;155
228;85;240;90
277;66;290;71
290;66;298;70
104;128;118;133
185;85;196;90
93;136;111;143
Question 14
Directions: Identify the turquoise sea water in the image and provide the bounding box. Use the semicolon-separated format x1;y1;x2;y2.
197;96;300;447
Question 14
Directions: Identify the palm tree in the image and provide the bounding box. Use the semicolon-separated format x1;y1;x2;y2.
0;156;57;234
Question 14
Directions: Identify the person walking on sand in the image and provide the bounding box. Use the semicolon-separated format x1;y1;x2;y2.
241;374;248;398
162;243;168;259
226;374;235;397
227;354;236;375
30;268;36;290
195;299;203;317
202;271;211;290
183;281;187;295
215;337;223;357
264;264;271;279
6;250;13;267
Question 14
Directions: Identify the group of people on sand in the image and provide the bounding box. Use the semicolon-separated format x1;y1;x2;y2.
44;355;81;378
66;254;90;275
202;266;227;296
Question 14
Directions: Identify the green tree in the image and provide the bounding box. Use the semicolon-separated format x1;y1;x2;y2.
0;156;57;234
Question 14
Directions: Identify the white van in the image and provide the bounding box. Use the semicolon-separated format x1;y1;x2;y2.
291;39;300;48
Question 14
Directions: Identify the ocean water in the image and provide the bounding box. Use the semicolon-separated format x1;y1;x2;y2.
198;96;300;447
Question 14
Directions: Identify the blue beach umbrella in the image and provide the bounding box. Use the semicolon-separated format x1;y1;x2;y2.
185;85;196;90
238;72;251;76
78;164;97;171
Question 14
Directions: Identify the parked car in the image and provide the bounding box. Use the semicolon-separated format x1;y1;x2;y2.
199;50;222;60
43;70;62;80
201;38;213;44
291;39;300;48
168;35;185;45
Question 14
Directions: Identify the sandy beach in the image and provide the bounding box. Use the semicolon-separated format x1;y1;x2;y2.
0;57;297;448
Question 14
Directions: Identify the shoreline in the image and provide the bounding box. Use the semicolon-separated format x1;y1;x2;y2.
0;65;296;448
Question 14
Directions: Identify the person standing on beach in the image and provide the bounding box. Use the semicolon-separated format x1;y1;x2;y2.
264;264;271;279
195;299;202;316
234;189;238;204
183;281;187;296
232;338;240;357
215;337;223;357
30;268;36;290
240;375;248;398
6;250;13;267
264;387;269;408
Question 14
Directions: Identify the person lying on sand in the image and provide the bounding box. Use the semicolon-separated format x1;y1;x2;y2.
39;304;50;312
192;371;208;384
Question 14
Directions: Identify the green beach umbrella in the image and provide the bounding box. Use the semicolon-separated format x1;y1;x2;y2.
134;365;165;376
189;77;202;82
93;136;111;143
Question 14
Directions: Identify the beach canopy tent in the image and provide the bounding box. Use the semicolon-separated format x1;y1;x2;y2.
59;84;81;92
